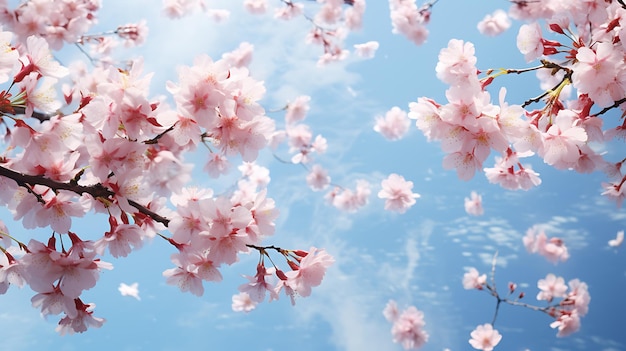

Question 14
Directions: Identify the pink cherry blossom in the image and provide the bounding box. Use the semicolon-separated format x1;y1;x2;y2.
244;0;267;14
435;39;478;85
462;267;487;290
327;179;371;212
464;191;484;216
536;273;568;302
222;42;254;68
385;301;429;350
0;29;18;84
232;292;257;312
550;311;581;337
565;279;591;317
238;263;278;303
55;300;105;335
284;247;334;298
163;255;205;297
383;299;400;322
469;323;502;351
306;164;331;191
285;95;311;124
374;106;411;141
517;22;543;62
389;0;430;46
274;2;303;20
523;227;569;264
477;9;511;36
378;173;420;213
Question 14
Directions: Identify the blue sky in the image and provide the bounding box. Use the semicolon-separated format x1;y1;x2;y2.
1;1;625;351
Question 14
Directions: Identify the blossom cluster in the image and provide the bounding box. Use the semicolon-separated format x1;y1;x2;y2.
234;246;334;311
383;300;429;350
523;226;569;264
0;2;333;334
408;1;626;206
463;267;590;338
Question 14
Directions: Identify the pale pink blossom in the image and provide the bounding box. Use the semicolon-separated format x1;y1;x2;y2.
222;42;254;68
378;173;420;213
464;191;484;216
537;273;568;302
383;299;400;322
435;39;478;85
238;263;277;303
550;311;581;337
601;179;626;208
469;323;502;351
285;95;310;124
284;247;334;298
517;22;543;62
232;292;257;312
374;106;411;141
307;164;331;191
477;9;511;36
354;41;379;58
244;0;267;14
539;110;588;168
56;301;105;335
116;21;149;47
462;267;486;290
0;29;18;84
523;227;569;264
388;303;429;350
566;279;591;316
274;2;303;20
389;0;430;46
22;35;68;78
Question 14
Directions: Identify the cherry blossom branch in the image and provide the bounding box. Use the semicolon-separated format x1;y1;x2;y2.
0;165;170;226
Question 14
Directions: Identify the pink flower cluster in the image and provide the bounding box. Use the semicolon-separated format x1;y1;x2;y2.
0;231;112;335
236;247;334;307
536;274;591;337
383;300;429;350
389;0;432;46
0;0;100;50
406;1;626;204
244;0;365;64
523;227;569;264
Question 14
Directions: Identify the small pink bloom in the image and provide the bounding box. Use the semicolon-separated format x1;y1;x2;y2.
462;267;486;290
232;292;257;312
378;173;420;213
536;273;568;302
307;164;331;191
388;304;429;350
469;323;502;351
374;106;410;141
550;311;581;337
464;191;484;216
477;9;511;36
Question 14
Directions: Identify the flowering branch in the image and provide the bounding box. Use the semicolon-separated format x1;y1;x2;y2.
0;165;170;226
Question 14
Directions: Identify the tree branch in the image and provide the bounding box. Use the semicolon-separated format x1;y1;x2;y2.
0;165;170;226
